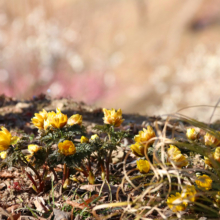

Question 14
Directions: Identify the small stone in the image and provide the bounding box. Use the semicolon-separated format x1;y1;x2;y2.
15;102;33;109
0;183;6;190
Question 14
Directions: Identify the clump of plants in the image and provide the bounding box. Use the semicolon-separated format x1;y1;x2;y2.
1;107;220;219
0;107;129;194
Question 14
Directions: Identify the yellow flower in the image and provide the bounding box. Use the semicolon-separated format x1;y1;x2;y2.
58;140;76;156
134;126;156;146
167;145;188;168
103;108;124;127
204;132;220;146
31;109;48;130
214;147;220;162
47;108;68;129
90;134;99;141
167;192;187;212
167;145;181;157
136;159;150;173
68;114;83;126
195;174;212;191
0;127;12;151
130;142;145;157
181;185;197;204
204;156;213;167
186;128;199;141
28;144;42;154
43;111;56;130
81;136;89;143
0;151;7;159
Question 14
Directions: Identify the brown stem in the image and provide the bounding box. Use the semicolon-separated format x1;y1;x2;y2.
26;171;38;193
62;163;67;185
88;159;91;172
19;155;42;191
66;167;70;180
106;149;113;182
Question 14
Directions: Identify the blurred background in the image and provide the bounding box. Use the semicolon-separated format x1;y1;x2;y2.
1;0;220;120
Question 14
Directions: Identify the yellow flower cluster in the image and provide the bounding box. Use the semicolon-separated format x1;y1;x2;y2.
58;140;76;156
103;108;124;127
195;174;212;191
130;126;156;157
167;145;188;168
167;185;196;212
31;108;83;130
136;159;150;173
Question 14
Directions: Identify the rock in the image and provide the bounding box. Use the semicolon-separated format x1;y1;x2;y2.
0;183;6;190
53;209;71;220
15;102;33;109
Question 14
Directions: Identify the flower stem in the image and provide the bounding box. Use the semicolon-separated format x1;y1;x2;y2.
19;155;43;192
106;149;113;182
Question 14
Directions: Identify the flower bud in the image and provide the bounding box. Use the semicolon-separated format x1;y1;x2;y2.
28;144;42;154
136;159;150;173
90;134;99;141
204;132;220;146
88;171;95;185
68;114;83;126
130;142;145;157
167;145;188;168
186;128;199;141
214;147;220;162
80;136;89;143
63;179;71;189
0;151;7;159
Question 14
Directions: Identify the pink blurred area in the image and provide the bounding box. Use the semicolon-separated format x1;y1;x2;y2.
1;0;220;120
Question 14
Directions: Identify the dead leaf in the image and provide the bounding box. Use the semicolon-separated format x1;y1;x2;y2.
66;194;99;211
7;213;20;220
66;200;89;210
6;204;21;213
18;216;37;220
0;171;15;179
0;182;6;190
0;207;10;217
33;197;49;213
80;184;118;194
